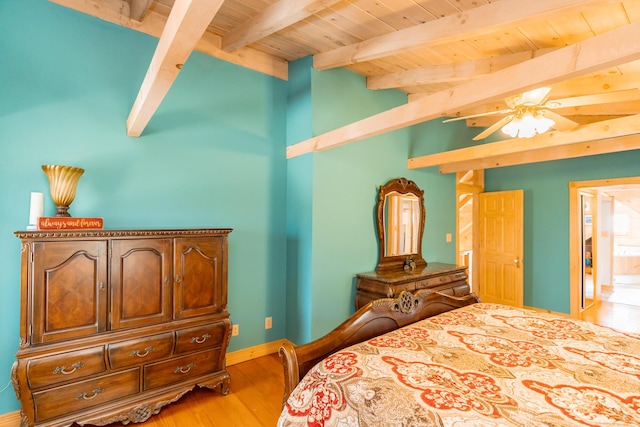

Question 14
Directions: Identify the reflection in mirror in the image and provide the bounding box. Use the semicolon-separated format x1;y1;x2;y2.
384;192;420;256
375;178;427;273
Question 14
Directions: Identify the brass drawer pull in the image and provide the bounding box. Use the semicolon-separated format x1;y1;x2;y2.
130;346;154;358
174;363;195;374
53;362;84;375
75;387;104;401
190;333;211;344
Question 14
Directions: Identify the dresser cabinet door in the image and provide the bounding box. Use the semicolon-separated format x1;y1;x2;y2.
111;239;173;329
174;237;225;319
32;241;108;343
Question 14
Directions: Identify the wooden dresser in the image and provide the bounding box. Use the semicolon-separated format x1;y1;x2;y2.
355;262;470;309
11;228;232;427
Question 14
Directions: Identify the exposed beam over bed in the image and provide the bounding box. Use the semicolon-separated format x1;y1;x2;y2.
286;22;640;159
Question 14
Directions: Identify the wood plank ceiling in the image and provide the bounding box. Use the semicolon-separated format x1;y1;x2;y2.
50;0;640;172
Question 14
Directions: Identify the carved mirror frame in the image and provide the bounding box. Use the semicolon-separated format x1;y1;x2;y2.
375;178;427;273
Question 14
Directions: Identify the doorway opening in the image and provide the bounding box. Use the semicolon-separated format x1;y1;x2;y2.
569;177;640;321
456;170;484;292
579;191;595;310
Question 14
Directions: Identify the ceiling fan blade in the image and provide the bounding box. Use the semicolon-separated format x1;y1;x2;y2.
544;89;640;109
473;115;514;141
442;108;514;123
505;87;552;109
540;110;579;131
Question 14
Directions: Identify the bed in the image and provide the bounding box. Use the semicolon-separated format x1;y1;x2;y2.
278;291;640;426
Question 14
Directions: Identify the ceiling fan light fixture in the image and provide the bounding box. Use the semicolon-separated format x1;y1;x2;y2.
501;110;555;139
533;113;555;134
502;116;521;138
518;112;538;138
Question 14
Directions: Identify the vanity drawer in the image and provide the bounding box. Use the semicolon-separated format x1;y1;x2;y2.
175;323;226;354
452;282;471;295
355;264;470;310
415;272;466;290
108;332;174;369
420;281;470;296
27;347;106;389
143;348;221;390
33;368;139;422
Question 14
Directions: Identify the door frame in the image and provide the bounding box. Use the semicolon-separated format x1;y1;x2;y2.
569;176;640;318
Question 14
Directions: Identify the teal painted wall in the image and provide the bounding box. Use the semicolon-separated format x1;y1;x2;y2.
3;0;639;419
285;57;314;342
0;0;287;414
485;151;640;313
283;66;479;341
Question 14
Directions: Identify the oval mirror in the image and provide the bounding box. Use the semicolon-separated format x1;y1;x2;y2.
375;178;427;272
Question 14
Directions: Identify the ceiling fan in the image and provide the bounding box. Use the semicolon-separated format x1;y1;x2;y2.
443;87;639;141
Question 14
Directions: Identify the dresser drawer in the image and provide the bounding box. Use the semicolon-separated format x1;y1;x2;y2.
108;332;174;369
27;347;106;389
33;368;139;422
143;348;221;390
415;272;465;290
452;282;471;295
175;323;226;354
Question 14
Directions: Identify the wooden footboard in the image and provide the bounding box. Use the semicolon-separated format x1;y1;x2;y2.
279;290;480;404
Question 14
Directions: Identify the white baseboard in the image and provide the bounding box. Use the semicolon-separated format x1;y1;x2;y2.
0;339;293;426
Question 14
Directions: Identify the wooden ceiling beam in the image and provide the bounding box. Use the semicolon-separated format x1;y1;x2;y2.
313;0;610;70
367;49;556;90
438;135;640;173
49;0;287;80
126;0;226;137
287;22;640;159
548;70;640;98
222;0;342;52
50;0;134;25
423;70;640;117
406;114;640;172
128;0;152;22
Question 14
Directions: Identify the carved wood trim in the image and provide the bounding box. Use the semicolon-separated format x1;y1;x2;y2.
14;228;232;239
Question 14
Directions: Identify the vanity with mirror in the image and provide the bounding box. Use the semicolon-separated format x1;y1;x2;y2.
355;178;470;309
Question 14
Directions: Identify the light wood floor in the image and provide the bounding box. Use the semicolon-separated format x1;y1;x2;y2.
580;299;640;334
85;353;284;427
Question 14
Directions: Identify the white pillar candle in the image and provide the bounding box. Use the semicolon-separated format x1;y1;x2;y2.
28;192;44;229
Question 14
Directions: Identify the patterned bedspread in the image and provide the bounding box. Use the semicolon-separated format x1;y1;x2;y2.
278;303;640;426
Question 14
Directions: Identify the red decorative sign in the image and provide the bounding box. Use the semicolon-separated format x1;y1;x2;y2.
38;217;104;230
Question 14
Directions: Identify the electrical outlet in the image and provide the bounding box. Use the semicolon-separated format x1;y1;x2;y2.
446;233;452;242
232;324;239;336
265;317;272;329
